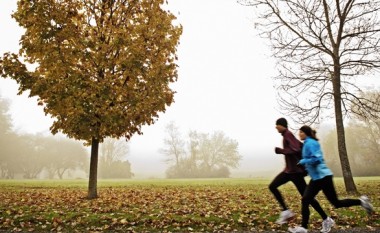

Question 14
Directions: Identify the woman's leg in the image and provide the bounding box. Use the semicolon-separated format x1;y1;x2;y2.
321;176;361;208
291;174;328;220
301;179;323;229
269;172;291;210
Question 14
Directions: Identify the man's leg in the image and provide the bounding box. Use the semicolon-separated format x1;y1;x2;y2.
269;172;290;210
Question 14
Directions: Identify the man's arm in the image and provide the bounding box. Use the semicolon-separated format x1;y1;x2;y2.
275;132;301;155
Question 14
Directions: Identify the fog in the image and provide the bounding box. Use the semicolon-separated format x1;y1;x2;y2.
0;1;339;179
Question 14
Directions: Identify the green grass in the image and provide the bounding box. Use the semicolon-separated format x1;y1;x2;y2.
0;177;379;232
0;177;271;187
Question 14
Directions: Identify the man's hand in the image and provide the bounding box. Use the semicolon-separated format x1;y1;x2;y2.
275;147;282;154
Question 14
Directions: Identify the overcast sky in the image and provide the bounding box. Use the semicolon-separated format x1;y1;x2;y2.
0;0;292;177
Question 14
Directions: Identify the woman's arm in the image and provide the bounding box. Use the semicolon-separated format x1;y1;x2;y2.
299;141;323;165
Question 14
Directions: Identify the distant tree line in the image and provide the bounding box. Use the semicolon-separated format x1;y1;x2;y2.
322;117;380;177
0;96;133;179
0;98;88;179
161;122;242;178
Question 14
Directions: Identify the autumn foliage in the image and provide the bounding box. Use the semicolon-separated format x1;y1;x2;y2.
0;179;378;232
0;0;182;199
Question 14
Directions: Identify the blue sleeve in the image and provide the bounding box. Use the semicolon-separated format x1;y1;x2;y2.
299;154;322;165
299;141;323;165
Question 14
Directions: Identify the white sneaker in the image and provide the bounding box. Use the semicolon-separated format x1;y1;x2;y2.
288;226;308;233
276;209;295;224
321;217;335;233
360;195;374;215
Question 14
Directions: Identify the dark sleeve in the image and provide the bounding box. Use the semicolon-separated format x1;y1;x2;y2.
281;132;302;155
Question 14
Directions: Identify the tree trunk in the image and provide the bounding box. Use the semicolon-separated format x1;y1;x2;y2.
88;137;99;199
57;168;66;180
332;69;357;194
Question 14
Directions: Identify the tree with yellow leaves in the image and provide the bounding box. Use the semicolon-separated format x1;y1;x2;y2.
0;0;182;199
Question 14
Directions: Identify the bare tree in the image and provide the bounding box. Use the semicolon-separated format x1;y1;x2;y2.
195;131;241;172
352;91;380;123
160;121;185;167
98;138;133;179
99;138;129;167
351;91;380;162
240;0;380;193
163;127;242;178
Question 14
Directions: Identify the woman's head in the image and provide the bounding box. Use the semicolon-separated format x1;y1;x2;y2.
299;125;318;141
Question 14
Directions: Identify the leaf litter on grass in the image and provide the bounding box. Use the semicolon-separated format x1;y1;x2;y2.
0;179;379;232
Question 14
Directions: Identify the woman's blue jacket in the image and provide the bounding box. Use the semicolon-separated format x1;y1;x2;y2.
299;136;333;180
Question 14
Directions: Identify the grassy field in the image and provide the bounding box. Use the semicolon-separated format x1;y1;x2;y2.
0;177;378;232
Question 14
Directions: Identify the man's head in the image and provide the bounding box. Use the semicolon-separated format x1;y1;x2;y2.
275;117;288;133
